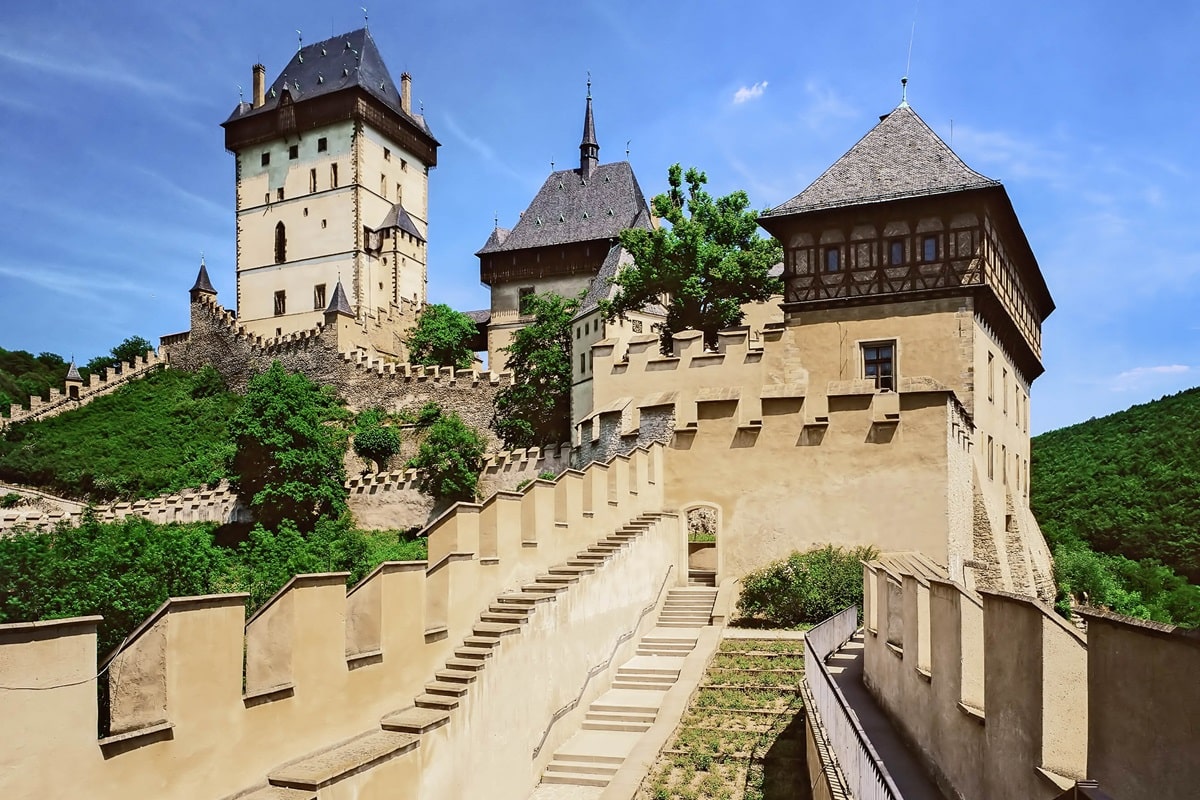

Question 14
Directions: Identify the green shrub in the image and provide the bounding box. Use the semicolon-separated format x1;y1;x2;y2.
736;544;878;627
408;412;486;502
0;492;20;509
352;409;401;472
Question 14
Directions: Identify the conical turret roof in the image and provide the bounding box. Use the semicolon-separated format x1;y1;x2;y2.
190;260;217;295
325;279;354;317
65;360;82;382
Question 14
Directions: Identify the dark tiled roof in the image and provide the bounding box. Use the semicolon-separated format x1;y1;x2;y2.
577;244;667;318
378;203;425;242
224;28;436;142
763;104;998;217
478;227;510;253
477;162;651;254
325;279;354;316
65;361;82;382
190;261;216;294
464;309;491;324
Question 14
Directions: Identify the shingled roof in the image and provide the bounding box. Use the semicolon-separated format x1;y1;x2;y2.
762;104;998;217
477;162;651;255
224;28;436;141
378;203;426;242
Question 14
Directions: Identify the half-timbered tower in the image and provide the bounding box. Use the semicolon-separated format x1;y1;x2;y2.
222;29;438;354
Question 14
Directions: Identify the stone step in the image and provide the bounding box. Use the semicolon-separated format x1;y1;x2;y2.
380;706;451;734
545;758;621;777
435;668;478;684
541;770;610;788
535;574;579;585
585;709;656;724
590;689;665;714
612;680;673;690
495;593;551;606
641;634;699;644
454;646;494;661
473;622;522;637
444;658;486;672
657;621;707;629
659;609;711;616
414;693;459;711
236;786;316;800
522;583;567;594
663;600;714;608
425;681;470;697
637;648;693;657
581;719;652;733
480;610;529;624
464;635;504;648
548;564;595;576
267;730;418;792
572;552;608;562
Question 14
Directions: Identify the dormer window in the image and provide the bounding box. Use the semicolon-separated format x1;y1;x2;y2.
922;235;938;262
824;247;840;272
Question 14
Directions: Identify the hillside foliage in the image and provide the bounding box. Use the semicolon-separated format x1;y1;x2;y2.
1032;386;1200;626
404;304;477;370
0;337;155;414
0;366;238;501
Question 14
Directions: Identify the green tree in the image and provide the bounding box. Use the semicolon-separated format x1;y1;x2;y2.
110;335;154;366
736;545;880;628
492;291;578;448
227;361;349;531
409;412;486;502
602;164;783;349
352;409;401;472
405;304;477;370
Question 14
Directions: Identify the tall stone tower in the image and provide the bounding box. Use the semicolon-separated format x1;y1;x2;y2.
222;29;438;356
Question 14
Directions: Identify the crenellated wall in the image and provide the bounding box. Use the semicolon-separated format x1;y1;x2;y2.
861;559;1200;800
0;482;246;532
0;350;162;429
577;323;1052;592
0;444;680;800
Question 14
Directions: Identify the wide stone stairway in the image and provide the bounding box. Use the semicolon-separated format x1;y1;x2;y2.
532;586;718;794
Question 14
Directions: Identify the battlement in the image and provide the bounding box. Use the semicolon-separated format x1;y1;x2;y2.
862;559;1200;799
0;349;162;430
0;482;245;532
339;347;511;388
0;444;671;799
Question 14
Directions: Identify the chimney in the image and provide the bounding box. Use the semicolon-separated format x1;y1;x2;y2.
400;72;412;115
252;63;266;108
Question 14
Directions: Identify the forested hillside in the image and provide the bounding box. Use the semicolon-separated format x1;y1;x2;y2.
0;337;153;413
1031;386;1200;626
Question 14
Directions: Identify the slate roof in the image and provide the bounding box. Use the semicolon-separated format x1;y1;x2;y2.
464;309;491;324
190;261;217;294
476;162;651;255
378;203;425;242
577;244;666;318
325;279;354;316
65;361;82;382
762;104;998;217
224;28;436;141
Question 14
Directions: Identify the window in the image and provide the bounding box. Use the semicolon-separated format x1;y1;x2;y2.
518;286;535;315
380;174;387;198
987;436;995;480
632;319;643;333
303;207;308;217
274;222;286;263
317;137;328;153
313;284;326;310
824;247;840;272
288;144;299;160
321;219;327;229
401;158;408;172
261;152;270;167
987;352;995;402
331;163;339;188
383;147;391;161
309;168;317;193
273;290;286;316
862;342;895;391
889;239;904;265
576;327;581;340
1002;369;1009;414
264;192;270;204
396;183;403;203
922;235;938;261
276;187;284;201
1001;444;1008;485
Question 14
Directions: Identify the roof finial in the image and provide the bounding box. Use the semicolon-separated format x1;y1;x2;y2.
626;139;631;158
237;84;243;103
587;70;592;99
550;159;555;170
200;251;205;266
900;76;909;108
297;30;303;52
493;212;499;230
362;6;369;27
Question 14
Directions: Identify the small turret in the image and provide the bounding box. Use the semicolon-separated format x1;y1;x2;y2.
190;257;217;302
64;359;83;400
324;279;354;321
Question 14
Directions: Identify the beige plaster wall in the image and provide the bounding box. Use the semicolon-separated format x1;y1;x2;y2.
0;445;675;800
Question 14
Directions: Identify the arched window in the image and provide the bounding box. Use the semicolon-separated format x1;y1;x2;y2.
274;222;286;264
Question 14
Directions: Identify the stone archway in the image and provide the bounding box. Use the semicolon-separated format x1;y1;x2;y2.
684;503;721;587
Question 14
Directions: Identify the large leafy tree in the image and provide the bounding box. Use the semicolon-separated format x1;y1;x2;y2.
603;164;783;349
352;408;401;472
492;291;578;448
227;361;349;531
409;411;486;502
405;304;477;370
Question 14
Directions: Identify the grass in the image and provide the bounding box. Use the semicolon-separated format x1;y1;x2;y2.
635;638;811;800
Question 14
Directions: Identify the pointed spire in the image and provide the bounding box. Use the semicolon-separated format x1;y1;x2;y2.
65;359;82;383
899;76;910;109
324;279;354;317
189;256;217;300
579;76;599;176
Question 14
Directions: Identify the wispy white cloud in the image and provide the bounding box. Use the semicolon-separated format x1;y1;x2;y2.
795;80;855;130
441;113;534;186
1109;364;1193;392
0;38;183;101
733;81;768;104
0;262;159;300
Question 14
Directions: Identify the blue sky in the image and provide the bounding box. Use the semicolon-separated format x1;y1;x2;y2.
0;1;1196;434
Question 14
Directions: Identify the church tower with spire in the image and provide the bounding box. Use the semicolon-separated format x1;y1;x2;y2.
221;29;439;355
476;85;655;372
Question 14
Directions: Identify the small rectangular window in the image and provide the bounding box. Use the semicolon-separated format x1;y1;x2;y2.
381;174;387;198
1001;444;1007;485
264;192;270;204
987;352;995;402
288;145;299;160
313;284;326;310
576;327;581;339
261;152;270;167
824;247;840;272
1002;368;1009;414
321;219;327;229
331;163;339;188
309;168;317;193
862;341;895;391
383;147;391;161
580;352;586;374
273;290;286;316
889;239;904;265
518;286;535;315
401;158;408;172
987;436;994;480
317;137;328;153
396;183;403;203
276;187;284;201
922;235;938;261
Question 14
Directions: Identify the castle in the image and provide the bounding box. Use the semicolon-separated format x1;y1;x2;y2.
2;28;1191;800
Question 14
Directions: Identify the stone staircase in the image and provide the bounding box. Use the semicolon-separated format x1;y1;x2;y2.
688;568;717;587
229;515;664;800
535;587;718;792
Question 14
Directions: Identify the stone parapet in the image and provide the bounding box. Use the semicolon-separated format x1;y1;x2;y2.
0;482;247;532
0;349;162;430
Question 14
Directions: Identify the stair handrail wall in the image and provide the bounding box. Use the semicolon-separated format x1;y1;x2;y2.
0;443;669;800
804;605;903;800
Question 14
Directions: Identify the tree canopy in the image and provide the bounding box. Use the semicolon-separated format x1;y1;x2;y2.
352;409;401;472
405;304;477;370
491;291;578;448
226;361;349;530
409;410;486;502
602;164;782;349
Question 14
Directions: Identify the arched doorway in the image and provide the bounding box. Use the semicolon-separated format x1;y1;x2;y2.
684;504;721;587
